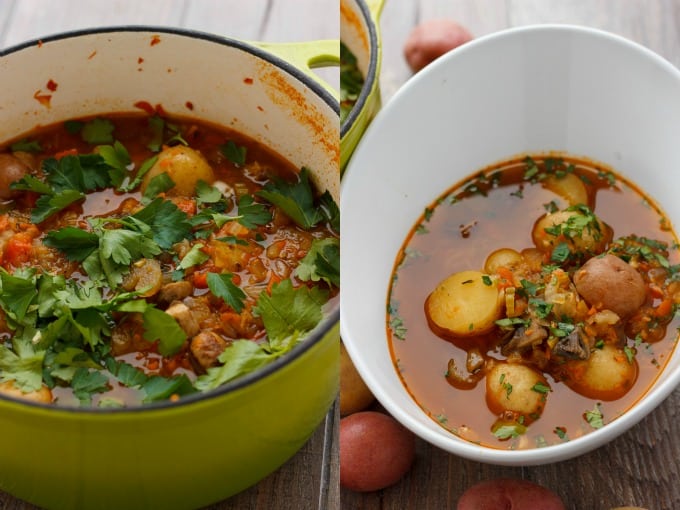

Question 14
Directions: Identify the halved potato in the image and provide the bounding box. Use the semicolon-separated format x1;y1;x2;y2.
484;248;523;275
542;172;589;207
425;270;502;337
486;362;550;423
562;344;637;401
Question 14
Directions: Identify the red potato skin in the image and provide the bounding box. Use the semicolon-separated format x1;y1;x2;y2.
340;411;416;492
573;254;647;318
457;478;566;510
403;19;473;73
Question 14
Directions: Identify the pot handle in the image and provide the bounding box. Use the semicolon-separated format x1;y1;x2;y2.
252;40;340;101
364;0;386;20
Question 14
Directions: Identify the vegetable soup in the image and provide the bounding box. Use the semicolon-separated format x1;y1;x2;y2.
387;154;679;449
0;113;339;408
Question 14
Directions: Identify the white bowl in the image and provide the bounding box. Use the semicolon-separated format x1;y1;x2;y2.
340;24;680;465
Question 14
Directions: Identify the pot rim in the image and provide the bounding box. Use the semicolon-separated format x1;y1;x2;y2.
0;24;340;415
340;0;380;138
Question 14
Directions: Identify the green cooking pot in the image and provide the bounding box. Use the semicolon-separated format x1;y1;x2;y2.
0;27;339;510
340;0;385;172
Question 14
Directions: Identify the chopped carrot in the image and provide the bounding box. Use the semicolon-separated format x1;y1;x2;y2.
54;148;79;159
4;233;33;266
174;198;196;215
654;298;673;317
193;272;208;289
266;273;283;295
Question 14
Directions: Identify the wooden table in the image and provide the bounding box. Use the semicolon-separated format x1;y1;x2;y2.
0;1;338;509
342;1;680;510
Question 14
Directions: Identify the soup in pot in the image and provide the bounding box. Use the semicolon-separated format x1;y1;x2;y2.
0;113;339;408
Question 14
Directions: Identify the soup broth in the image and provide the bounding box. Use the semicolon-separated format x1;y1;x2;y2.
0;113;339;408
387;154;679;449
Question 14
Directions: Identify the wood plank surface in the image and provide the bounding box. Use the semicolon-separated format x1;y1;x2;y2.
342;1;680;509
0;1;338;510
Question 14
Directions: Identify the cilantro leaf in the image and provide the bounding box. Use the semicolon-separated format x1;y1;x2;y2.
142;173;175;203
71;367;110;404
257;168;325;229
0;341;45;392
295;237;340;287
131;198;191;249
319;190;340;232
207;272;246;313
0;271;38;323
196;180;223;205
81;118;115;144
194;339;273;391
141;374;195;402
142;307;187;356
97;141;131;188
99;229;161;265
220;140;247;166
43;227;99;261
253;279;328;342
10;139;42;153
32;189;85;223
178;243;209;270
236;194;272;229
105;358;149;388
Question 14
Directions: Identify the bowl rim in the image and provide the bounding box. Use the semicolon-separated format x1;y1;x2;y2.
340;22;680;465
0;24;340;415
340;0;381;138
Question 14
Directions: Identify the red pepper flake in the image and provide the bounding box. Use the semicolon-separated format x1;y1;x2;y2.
138;57;144;64
88;50;97;60
37;40;43;48
46;79;58;92
185;101;194;110
134;100;155;115
257;105;264;112
243;77;254;84
150;34;161;46
33;89;52;108
155;103;167;116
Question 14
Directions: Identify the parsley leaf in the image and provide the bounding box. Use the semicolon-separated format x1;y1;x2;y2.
220;140;247;166
207;273;246;313
194;339;272;390
253;279;329;343
81;118;115;144
131;198;191;249
236;194;272;229
257;168;325;229
142;306;187;357
295;237;340;287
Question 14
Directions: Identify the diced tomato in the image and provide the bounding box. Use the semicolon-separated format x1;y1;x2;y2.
654;298;673;318
3;233;34;266
54;148;79;159
174;198;197;216
193;272;209;289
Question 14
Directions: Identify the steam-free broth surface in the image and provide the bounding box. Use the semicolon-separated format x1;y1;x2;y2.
387;155;679;449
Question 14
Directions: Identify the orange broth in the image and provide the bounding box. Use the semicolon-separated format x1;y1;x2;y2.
387;154;679;449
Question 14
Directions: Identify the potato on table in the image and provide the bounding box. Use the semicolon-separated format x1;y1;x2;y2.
457;478;565;510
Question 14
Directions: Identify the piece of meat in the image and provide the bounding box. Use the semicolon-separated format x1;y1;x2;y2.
190;331;228;370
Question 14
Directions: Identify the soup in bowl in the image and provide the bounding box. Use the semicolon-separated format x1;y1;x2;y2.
340;25;680;465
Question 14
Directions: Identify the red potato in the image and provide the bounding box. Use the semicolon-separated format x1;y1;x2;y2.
404;19;473;73
457;478;566;510
340;411;416;492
